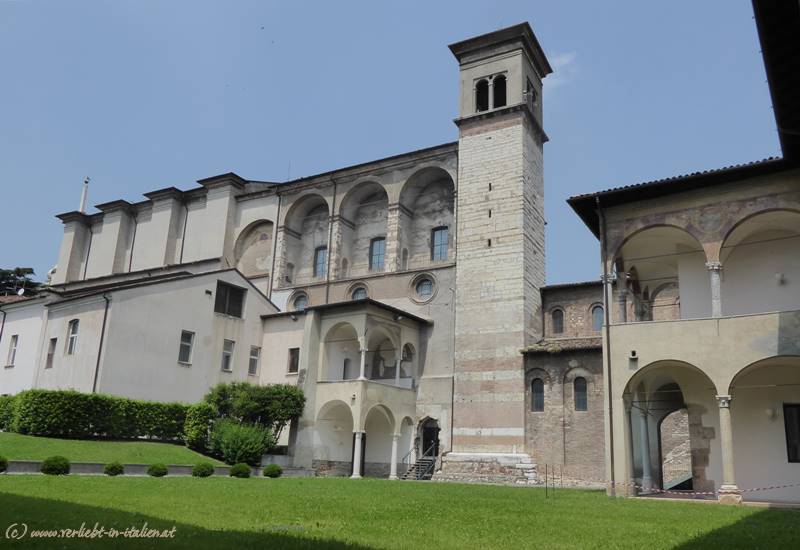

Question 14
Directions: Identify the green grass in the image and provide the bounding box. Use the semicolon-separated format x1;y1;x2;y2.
0;477;797;549
0;432;222;465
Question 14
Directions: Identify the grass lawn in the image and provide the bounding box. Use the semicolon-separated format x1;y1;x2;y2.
0;432;222;465
0;477;798;549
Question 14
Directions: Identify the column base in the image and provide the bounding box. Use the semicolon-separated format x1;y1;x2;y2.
718;484;742;505
350;473;362;479
388;475;398;480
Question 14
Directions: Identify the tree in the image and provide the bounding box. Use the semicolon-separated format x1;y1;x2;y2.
203;382;305;439
0;267;41;297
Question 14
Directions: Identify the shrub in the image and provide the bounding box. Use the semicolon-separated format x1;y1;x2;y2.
0;455;8;473
184;403;216;452
208;419;275;466
204;382;305;438
147;463;168;477
229;463;251;478
263;464;282;478
192;462;215;478
0;395;16;430
41;456;70;475
104;462;124;476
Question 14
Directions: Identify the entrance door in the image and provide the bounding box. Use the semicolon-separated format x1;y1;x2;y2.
421;420;440;457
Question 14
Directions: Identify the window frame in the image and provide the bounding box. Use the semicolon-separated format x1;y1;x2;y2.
45;337;57;369
369;237;386;272
785;403;800;463
248;346;261;376
66;319;79;355
431;226;449;262
221;339;235;372
287;347;300;374
292;293;309;311
591;305;604;332
416;278;434;300
6;334;18;367
351;287;368;301
214;281;246;318
475;78;489;112
492;74;507;108
551;309;565;335
178;330;195;365
574;377;588;411
531;378;545;412
313;246;328;279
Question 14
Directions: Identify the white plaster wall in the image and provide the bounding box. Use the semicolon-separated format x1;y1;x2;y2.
677;254;711;319
0;302;46;395
313;402;354;462
364;408;393;463
179;198;212;263
260;315;305;385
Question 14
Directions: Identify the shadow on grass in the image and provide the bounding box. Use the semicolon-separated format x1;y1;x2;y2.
672;507;800;550
0;492;370;549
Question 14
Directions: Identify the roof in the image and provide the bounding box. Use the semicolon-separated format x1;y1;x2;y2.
522;337;603;355
448;22;553;77
542;280;602;291
0;295;36;305
261;298;433;326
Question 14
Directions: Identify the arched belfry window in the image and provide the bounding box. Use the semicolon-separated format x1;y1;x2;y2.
574;377;588;411
592;305;604;332
552;309;564;334
476;79;489;112
531;378;544;412
493;75;507;108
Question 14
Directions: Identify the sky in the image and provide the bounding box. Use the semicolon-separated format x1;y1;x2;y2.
0;0;779;285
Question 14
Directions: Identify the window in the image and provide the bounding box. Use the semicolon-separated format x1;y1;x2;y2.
178;330;194;364
248;346;261;376
287;348;300;374
785;404;800;463
574;377;588;411
592;305;604;332
221;339;235;372
551;309;564;334
431;227;449;261
45;338;57;369
531;378;544;412
493;74;507;108
214;281;245;318
6;335;18;366
293;293;308;311
66;319;79;355
369;237;385;271
476;79;489;112
314;246;328;278
416;278;434;300
352;287;368;300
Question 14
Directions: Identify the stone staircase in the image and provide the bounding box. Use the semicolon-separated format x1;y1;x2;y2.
400;455;437;480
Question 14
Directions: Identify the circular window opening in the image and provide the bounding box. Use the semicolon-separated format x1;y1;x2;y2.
416;278;434;300
293;293;309;311
352;287;368;301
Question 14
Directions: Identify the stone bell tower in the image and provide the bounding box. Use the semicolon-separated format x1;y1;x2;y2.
444;23;552;480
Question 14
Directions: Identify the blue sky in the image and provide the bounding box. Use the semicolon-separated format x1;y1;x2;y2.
0;0;779;285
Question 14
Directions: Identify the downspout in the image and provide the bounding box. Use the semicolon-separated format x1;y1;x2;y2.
0;308;6;349
127;213;139;272
178;202;189;264
268;192;281;300
82;225;94;280
597;196;615;495
324;179;338;304
91;293;111;393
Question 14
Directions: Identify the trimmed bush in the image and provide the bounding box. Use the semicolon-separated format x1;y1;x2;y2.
263;464;282;478
0;395;16;430
229;463;251;478
0;455;7;473
104;462;124;476
41;455;70;475
147;463;168;477
184;402;216;452
204;382;305;439
192;462;215;478
208;419;275;466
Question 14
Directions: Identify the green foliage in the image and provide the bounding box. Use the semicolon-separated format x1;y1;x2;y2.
0;267;41;297
9;390;187;441
184;403;216;452
262;463;282;478
0;455;7;473
203;382;305;438
208;419;275;466
147;463;168;477
229;463;251;478
0;395;16;430
104;461;124;476
192;462;215;477
40;455;70;475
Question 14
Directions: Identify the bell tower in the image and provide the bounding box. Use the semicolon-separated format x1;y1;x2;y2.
446;23;552;478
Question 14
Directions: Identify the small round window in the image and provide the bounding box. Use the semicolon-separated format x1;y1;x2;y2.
293;293;308;311
352;287;368;300
415;278;434;300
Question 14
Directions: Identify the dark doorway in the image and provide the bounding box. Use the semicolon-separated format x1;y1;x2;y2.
420;418;440;457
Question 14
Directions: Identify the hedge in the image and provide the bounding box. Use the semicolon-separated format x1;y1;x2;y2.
41;456;70;475
9;390;188;440
0;395;16;430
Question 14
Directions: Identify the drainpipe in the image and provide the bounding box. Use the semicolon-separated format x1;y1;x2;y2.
127;213;139;272
324;179;338;304
178;202;189;264
91;293;111;393
268;192;281;300
597;196;616;496
0;307;6;349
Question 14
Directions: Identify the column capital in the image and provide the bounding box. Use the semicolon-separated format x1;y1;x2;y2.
716;395;732;408
600;273;616;284
392;433;400;441
706;261;723;272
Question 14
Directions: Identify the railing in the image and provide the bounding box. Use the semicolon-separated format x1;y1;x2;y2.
400;442;438;480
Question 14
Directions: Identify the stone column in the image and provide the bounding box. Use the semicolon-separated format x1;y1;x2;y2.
351;432;364;479
706;262;723;318
389;434;400;480
394;358;401;387
359;347;367;380
488;77;495;109
716;395;742;504
638;404;653;493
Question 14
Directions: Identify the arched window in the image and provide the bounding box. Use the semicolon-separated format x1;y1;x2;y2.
574;377;588;411
531;378;544;412
293;293;308;311
313;246;327;278
369;237;385;271
493;75;507;108
551;309;564;334
416;278;434;300
591;305;604;332
476;79;489;112
352;287;367;300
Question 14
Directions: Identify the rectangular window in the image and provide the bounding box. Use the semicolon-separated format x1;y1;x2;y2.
66;319;79;355
785;404;800;463
6;335;18;367
313;246;328;279
45;338;57;369
431;227;449;261
178;330;195;364
221;339;235;372
369;237;385;271
248;346;261;376
287;347;300;374
214;281;246;318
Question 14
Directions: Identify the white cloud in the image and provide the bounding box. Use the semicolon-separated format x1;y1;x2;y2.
544;52;578;93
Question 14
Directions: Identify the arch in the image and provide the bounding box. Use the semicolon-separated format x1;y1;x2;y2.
418;417;441;457
314;400;355;470
398;167;455;270
323;322;360;381
289;291;309;311
400;343;416;379
233;220;274;277
475;79;489;112
493;74;507;108
727;354;800;394
624;359;718;398
591;303;604;332
612;224;707;263
719;208;800;256
366;325;398;381
363;404;396;477
337;181;389;278
397;416;415;475
551;308;565;334
280;194;330;287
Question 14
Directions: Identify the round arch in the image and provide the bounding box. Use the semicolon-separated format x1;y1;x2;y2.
323;322;360;381
233;219;274;276
336;181;389;278
280;194;330;286
314;400;355;469
398;167;455;269
363;404;396;477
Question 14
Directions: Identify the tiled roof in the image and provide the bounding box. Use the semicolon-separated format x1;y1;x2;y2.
521;337;602;354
